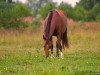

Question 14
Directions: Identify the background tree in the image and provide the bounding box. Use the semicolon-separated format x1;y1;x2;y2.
27;0;53;14
0;3;32;29
7;0;12;3
38;3;55;19
58;2;76;20
76;0;100;21
74;5;86;21
0;0;6;2
91;3;100;21
77;0;100;10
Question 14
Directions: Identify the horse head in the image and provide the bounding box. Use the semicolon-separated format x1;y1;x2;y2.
43;35;52;58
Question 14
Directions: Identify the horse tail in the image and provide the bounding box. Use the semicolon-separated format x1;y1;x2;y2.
62;28;69;49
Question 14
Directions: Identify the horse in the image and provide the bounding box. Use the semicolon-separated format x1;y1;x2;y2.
43;9;69;58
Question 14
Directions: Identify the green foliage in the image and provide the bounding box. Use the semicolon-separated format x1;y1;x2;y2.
0;3;31;19
31;20;41;31
78;0;100;10
91;3;100;21
0;3;32;29
13;3;32;18
84;11;93;21
7;0;12;3
0;19;27;29
96;13;100;22
27;0;52;14
92;3;100;15
38;1;99;22
83;3;100;21
74;6;86;21
58;3;76;20
75;0;100;21
0;0;6;2
38;3;54;19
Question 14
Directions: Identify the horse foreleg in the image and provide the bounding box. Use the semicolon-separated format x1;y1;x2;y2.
56;41;59;57
50;44;54;58
60;50;64;59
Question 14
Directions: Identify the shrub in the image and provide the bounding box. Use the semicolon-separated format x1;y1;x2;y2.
0;3;32;29
31;15;42;30
58;3;76;20
38;3;54;19
84;3;100;21
31;20;39;30
74;6;86;21
91;3;100;21
96;13;100;22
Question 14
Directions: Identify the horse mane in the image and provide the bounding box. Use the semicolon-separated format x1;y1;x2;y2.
55;9;67;18
45;10;53;40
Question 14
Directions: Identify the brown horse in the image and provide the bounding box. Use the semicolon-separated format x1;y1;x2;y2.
43;9;69;58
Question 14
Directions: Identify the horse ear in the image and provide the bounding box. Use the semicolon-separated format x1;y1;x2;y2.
43;35;46;40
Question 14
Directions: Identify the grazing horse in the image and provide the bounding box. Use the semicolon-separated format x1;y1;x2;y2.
43;9;69;58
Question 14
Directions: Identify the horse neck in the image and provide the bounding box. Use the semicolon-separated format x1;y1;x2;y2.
45;11;53;40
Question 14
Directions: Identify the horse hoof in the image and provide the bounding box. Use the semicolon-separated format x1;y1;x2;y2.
50;54;54;58
60;52;64;59
61;56;64;59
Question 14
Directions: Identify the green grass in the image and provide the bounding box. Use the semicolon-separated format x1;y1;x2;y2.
0;23;100;75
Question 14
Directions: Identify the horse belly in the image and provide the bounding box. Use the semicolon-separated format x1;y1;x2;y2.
53;29;58;36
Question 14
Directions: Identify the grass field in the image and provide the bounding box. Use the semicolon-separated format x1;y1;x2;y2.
0;22;100;75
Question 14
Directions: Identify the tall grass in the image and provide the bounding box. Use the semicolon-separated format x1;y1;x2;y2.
0;22;100;75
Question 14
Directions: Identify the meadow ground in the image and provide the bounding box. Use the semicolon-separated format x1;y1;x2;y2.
0;22;100;75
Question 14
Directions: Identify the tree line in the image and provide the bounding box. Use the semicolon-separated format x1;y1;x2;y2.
0;0;100;29
38;0;100;21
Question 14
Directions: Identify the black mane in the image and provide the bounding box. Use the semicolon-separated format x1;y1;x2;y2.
45;10;53;40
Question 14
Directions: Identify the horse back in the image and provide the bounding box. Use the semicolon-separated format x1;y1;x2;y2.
50;10;67;35
44;10;67;37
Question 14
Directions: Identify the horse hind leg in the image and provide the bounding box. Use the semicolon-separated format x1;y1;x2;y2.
56;40;64;59
56;40;64;58
59;42;64;59
56;40;59;57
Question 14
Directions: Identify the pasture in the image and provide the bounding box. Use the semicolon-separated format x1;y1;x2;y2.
0;22;100;75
